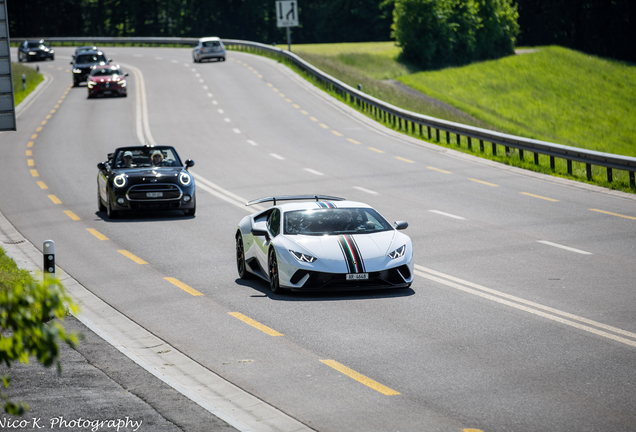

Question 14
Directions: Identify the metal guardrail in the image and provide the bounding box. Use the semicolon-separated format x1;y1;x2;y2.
24;36;636;187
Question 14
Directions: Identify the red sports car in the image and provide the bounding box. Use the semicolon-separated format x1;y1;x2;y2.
87;65;128;98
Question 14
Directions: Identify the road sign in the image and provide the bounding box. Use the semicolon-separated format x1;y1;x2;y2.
276;1;299;28
0;0;16;131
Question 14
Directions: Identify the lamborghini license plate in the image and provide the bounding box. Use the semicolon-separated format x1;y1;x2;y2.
346;273;368;281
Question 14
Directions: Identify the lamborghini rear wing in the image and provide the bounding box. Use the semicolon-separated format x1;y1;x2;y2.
246;195;346;206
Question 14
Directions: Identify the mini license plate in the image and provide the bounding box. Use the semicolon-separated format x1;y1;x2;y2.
146;192;163;198
346;273;369;281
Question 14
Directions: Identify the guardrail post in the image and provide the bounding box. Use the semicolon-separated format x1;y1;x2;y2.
534;153;539;165
567;160;573;175
456;134;460;146
446;131;450;144
492;143;497;156
428;126;432;140
43;240;55;277
607;168;613;183
550;156;555;170
480;140;484;152
436;129;440;142
630;171;635;188
586;163;592;180
467;137;472;150
519;149;524;160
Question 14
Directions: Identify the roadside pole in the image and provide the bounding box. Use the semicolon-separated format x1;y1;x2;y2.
276;1;299;51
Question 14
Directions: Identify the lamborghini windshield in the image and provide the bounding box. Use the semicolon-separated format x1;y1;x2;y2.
284;208;392;235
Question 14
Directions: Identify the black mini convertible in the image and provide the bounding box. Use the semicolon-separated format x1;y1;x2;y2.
97;145;196;218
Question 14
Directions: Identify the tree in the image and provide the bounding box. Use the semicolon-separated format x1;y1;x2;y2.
0;278;78;415
391;0;519;69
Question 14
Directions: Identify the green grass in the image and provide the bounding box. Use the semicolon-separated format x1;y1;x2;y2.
398;46;636;157
0;247;35;296
13;62;44;107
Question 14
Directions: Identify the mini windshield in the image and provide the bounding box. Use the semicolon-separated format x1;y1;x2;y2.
91;68;121;76
202;41;221;47
114;148;182;168
284;208;392;235
76;54;107;64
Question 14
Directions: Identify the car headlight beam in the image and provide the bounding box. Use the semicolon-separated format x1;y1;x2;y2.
289;250;317;263
113;174;127;188
388;245;406;259
179;172;192;186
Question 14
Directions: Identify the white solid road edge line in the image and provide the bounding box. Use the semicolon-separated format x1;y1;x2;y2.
0;209;313;432
537;240;593;255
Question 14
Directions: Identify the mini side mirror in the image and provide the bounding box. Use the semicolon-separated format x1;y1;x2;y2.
124;73;129;77
97;162;106;170
394;221;409;230
185;159;195;170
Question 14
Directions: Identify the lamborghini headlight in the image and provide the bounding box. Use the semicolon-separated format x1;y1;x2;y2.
387;245;406;259
289;250;317;263
179;172;192;186
113;174;127;188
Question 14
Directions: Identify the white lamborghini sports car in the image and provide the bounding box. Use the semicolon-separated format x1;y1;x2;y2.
235;195;414;293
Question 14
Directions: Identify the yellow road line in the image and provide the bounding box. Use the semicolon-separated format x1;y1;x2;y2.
27;159;34;166
118;250;148;265
520;192;559;202
320;360;400;396
368;147;385;154
37;181;48;189
229;312;283;336
165;277;204;296
87;228;108;240
300;110;308;115
331;130;343;136
319;123;329;129
48;195;61;204
347;138;361;145
31;134;38;139
590;208;636;220
26;150;32;156
427;166;452;174
28;141;34;147
30;169;39;177
36;126;43;132
468;178;499;187
310;116;318;122
41;120;47;126
292;104;300;109
395;156;414;163
64;210;80;221
285;98;292;103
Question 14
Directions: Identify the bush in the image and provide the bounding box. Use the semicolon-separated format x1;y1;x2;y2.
392;0;519;69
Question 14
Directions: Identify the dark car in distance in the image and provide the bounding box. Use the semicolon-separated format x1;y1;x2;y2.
18;40;55;62
97;146;196;219
72;45;99;59
88;65;128;98
71;50;111;87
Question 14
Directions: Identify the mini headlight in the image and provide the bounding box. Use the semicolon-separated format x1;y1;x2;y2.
73;69;82;74
289;250;317;263
388;245;406;259
113;174;126;188
179;172;192;186
117;197;126;205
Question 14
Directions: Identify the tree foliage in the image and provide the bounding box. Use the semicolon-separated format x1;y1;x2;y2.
0;277;78;415
391;0;519;69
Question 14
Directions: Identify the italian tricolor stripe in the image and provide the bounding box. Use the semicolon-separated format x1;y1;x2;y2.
338;235;365;273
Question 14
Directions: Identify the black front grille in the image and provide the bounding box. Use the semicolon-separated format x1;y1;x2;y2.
290;266;411;291
127;184;182;201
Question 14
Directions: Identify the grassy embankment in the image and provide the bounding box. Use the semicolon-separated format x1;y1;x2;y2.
288;43;636;192
0;248;35;296
13;62;44;107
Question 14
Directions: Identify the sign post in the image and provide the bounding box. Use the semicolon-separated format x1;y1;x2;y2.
0;0;16;131
276;1;299;51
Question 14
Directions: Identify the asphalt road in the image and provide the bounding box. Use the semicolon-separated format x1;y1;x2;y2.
2;46;636;432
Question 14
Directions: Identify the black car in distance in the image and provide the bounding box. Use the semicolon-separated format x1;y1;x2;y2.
18;39;55;62
97;146;196;219
71;50;111;87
